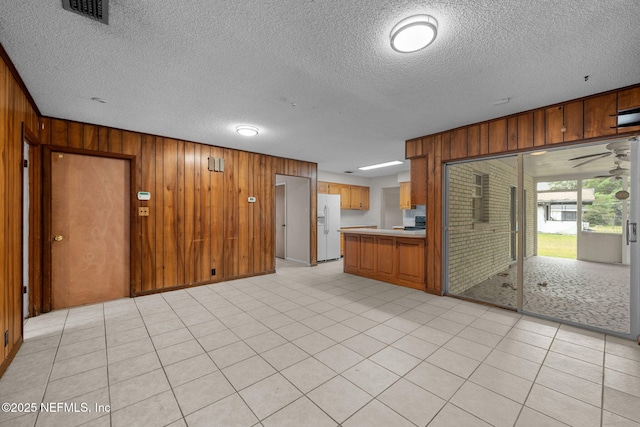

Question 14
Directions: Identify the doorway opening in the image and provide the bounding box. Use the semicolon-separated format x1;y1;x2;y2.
275;175;311;266
445;138;638;337
382;187;403;230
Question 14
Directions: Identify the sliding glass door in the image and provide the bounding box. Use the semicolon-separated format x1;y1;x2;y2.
445;156;520;308
445;138;639;338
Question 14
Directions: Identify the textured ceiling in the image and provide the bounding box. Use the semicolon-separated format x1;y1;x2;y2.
1;0;639;177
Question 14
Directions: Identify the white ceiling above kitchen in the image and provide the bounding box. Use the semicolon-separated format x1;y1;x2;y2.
1;1;639;177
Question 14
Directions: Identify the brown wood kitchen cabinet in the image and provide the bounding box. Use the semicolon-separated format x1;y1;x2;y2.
410;158;426;206
341;185;369;210
343;231;425;290
360;186;370;210
318;181;342;195
319;181;370;209
399;181;413;209
340;226;377;256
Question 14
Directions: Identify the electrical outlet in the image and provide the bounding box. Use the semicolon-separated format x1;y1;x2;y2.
138;207;150;217
211;268;216;276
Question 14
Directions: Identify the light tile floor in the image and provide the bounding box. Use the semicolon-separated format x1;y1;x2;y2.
1;259;639;426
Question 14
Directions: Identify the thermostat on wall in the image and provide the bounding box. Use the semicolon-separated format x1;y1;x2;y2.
137;191;151;201
248;197;256;203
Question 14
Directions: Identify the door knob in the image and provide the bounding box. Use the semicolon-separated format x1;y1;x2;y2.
53;235;64;242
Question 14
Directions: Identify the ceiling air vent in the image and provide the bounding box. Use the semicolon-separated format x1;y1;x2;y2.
62;0;108;25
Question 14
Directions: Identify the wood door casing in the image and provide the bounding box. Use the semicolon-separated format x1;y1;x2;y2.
275;184;285;259
51;152;130;309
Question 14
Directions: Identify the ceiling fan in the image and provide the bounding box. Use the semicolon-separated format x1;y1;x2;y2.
569;137;635;168
592;162;629;180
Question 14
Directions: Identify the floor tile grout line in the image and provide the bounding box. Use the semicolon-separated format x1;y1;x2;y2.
130;293;191;424
601;343;607;427
7;260;639;426
31;308;70;427
508;317;553;427
100;303;112;427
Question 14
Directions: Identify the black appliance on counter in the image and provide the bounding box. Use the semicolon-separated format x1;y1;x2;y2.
404;216;425;230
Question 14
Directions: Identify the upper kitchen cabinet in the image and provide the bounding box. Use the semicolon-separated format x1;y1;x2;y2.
584;93;617;138
340;185;351;208
545;101;584;144
617;86;640;133
346;185;369;210
321;181;370;210
318;181;342;195
399;181;413;209
350;185;362;209
410;157;426;206
405;138;424;159
360;186;370;210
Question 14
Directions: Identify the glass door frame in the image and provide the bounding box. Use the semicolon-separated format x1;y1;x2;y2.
443;146;639;340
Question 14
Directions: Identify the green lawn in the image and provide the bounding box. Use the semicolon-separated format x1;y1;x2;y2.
586;225;623;234
537;233;576;259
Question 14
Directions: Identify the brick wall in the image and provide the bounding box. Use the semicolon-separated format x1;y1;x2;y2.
447;158;535;295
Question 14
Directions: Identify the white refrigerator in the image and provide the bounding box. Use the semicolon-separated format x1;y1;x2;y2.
317;194;341;261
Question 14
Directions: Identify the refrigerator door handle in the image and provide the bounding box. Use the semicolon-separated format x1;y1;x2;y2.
326;205;330;234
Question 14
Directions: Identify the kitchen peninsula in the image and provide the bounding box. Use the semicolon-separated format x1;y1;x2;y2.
340;228;426;291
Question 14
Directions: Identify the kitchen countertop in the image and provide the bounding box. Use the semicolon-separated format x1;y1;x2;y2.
340;224;378;228
339;228;426;238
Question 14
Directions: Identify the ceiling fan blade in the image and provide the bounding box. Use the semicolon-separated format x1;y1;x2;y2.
572;153;611;168
569;152;611;161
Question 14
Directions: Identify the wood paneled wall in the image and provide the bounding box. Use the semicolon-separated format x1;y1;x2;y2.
0;51;39;376
39;118;317;298
407;83;640;295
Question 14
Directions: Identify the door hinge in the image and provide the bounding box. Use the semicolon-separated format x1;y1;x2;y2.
4;330;8;347
23;286;27;294
23;159;28;168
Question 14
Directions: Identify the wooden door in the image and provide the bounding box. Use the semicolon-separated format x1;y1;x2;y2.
51;152;130;309
275;184;285;259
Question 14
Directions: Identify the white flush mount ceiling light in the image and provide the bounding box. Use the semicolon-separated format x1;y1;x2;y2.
236;125;259;136
358;160;403;171
390;14;438;53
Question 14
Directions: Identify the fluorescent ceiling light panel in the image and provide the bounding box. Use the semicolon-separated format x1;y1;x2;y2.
358;160;403;170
